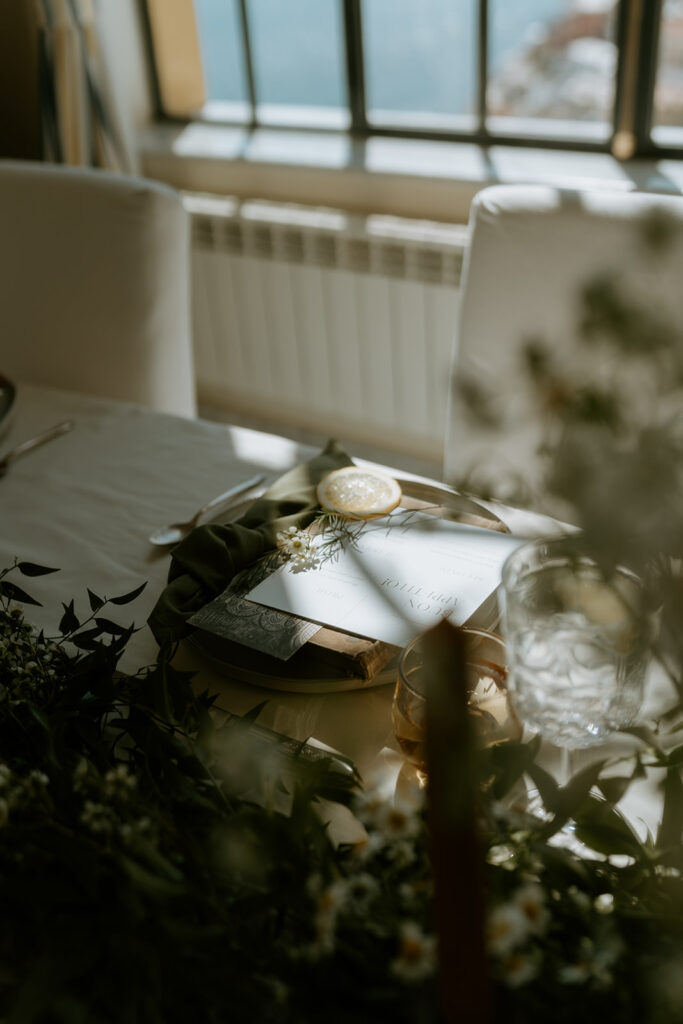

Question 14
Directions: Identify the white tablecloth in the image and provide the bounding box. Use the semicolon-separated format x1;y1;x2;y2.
1;385;427;778
2;384;671;817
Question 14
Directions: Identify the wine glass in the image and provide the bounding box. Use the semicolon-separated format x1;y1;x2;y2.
499;535;652;806
392;626;522;786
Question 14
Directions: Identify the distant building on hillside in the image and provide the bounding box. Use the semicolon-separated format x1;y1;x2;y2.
488;3;615;123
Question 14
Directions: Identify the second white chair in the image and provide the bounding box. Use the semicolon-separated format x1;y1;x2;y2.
444;184;683;498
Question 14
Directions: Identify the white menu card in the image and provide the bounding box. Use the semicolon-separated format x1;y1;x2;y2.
247;512;523;647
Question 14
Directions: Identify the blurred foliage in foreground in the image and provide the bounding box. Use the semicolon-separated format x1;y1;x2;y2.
1;553;682;1023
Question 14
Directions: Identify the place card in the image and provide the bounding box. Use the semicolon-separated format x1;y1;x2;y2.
247;511;524;648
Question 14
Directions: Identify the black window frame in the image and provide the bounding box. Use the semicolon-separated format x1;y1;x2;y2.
142;0;683;160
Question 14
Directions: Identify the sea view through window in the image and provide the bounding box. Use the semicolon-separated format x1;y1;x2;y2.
182;0;683;150
196;0;617;123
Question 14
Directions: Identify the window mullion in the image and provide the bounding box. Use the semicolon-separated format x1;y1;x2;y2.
477;0;488;135
237;0;258;127
633;0;663;148
612;0;662;157
342;0;367;134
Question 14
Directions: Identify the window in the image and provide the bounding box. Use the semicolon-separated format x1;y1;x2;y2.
144;0;683;157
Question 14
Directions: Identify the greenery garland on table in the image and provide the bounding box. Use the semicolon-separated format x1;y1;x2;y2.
1;559;682;1024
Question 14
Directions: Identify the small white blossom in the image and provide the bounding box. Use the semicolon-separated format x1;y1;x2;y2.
594;892;614;914
487;843;515;866
73;758;89;791
387;838;418;869
391;921;437;983
558;936;622;988
300;879;348;961
317;880;348;916
398;877;434;907
350;830;386;862
357;794;421;842
81;800;115;835
353;787;386;823
276;527;319;571
513;883;549;936
559;962;592;985
290;549;319;571
104;763;137;798
502;951;540;987
345;872;379;912
487;903;529;956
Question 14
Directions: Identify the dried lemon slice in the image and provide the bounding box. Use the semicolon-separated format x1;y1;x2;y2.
317;466;402;518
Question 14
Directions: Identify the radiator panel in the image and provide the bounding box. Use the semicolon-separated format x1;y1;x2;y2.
186;195;465;458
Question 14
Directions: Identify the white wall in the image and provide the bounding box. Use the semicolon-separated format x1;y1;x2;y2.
96;0;153;173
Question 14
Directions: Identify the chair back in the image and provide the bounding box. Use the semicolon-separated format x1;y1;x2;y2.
444;184;683;496
0;160;196;417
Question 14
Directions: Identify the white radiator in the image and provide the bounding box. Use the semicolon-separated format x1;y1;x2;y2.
184;193;466;460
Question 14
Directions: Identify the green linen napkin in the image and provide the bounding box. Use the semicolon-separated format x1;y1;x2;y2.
148;439;352;650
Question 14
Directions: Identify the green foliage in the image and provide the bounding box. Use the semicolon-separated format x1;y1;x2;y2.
0;563;436;1023
446;210;683;1019
2;558;683;1022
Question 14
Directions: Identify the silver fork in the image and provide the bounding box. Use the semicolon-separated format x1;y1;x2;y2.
0;420;74;478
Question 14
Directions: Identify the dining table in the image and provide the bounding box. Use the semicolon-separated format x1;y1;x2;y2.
1;382;670;834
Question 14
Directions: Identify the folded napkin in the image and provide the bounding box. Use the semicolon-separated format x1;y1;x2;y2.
148;440;352;650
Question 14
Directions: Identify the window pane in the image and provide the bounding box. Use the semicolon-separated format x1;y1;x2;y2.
248;0;346;119
488;0;618;133
652;1;683;143
363;0;477;126
195;0;248;104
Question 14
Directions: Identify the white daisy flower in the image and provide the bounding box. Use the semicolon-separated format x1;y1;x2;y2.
290;548;319;571
513;883;549;935
345;872;379;912
104;763;137;798
501;951;539;988
558;961;591;985
317;879;348;916
373;800;421;841
276;527;319;570
388;838;418;869
486;902;530;956
350;830;385;862
81;800;115;835
307;883;347;960
558;936;622;988
391;921;437;983
353;787;387;823
487;843;515;866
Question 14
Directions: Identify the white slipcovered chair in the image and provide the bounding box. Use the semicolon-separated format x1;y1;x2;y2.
0;160;196;417
444;184;683;497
